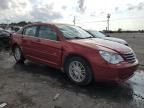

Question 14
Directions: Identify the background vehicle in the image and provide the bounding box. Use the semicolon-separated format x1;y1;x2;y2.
11;23;138;85
0;30;11;48
86;30;128;46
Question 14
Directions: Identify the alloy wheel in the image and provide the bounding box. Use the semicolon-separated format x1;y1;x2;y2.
69;61;86;82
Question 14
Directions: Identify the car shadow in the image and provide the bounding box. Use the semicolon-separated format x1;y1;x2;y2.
13;60;134;103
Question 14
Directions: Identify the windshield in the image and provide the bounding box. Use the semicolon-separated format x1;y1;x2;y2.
56;24;93;39
88;30;106;38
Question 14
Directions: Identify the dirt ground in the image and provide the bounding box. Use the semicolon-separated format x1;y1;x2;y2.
0;33;144;108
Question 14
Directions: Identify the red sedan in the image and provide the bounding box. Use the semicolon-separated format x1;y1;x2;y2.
11;23;139;85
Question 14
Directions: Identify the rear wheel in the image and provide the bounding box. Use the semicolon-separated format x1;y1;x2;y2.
13;46;25;63
65;57;93;85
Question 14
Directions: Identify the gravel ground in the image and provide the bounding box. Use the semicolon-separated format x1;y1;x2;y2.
0;52;144;108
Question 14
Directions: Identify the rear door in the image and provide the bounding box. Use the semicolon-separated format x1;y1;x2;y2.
21;25;40;59
36;25;62;67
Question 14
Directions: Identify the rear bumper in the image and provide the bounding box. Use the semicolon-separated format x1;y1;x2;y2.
91;59;139;83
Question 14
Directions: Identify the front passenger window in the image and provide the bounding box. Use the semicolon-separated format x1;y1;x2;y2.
38;26;57;41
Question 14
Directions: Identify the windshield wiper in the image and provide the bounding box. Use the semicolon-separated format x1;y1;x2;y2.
84;36;94;39
65;36;93;40
65;37;85;40
73;37;85;39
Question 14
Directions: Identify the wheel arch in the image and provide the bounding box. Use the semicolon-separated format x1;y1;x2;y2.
63;53;94;85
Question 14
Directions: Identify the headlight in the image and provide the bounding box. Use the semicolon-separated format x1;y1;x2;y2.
99;51;124;64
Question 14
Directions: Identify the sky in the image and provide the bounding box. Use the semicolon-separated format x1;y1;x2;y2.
0;0;144;30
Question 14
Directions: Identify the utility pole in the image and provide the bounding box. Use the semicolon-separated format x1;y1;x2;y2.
107;13;111;31
73;16;76;25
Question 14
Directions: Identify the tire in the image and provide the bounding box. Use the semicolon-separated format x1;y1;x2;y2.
13;46;25;63
65;57;93;85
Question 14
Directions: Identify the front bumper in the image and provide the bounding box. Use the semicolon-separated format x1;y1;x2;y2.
91;59;139;83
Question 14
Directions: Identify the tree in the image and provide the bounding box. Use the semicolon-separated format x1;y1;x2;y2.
17;21;28;26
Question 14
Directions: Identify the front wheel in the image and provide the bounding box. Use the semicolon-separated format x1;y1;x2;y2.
65;57;93;85
13;46;25;63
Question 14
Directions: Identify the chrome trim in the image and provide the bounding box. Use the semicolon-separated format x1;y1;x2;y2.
123;52;136;63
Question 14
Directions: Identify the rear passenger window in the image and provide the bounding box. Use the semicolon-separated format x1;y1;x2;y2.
24;26;37;36
38;26;57;41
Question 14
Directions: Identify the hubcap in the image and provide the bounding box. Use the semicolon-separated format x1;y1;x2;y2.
14;47;21;61
69;61;86;82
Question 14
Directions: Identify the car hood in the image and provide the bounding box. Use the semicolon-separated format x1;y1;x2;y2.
102;37;128;45
68;38;132;54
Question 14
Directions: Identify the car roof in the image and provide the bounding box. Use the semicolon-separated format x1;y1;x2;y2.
24;22;74;28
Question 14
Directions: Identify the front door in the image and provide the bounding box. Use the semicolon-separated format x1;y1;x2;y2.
36;25;62;67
